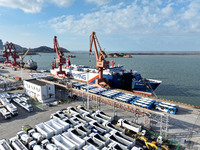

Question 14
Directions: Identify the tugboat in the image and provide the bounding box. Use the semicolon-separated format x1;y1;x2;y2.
24;59;37;70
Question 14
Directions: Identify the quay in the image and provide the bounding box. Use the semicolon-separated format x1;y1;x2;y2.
0;65;199;149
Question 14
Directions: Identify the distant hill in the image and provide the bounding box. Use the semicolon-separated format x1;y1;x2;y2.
30;46;69;53
0;41;70;54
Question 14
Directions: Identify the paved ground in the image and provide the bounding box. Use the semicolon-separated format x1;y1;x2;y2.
0;65;200;149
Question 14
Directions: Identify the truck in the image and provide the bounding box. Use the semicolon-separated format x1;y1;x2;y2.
16;131;33;146
82;112;99;122
73;114;90;124
0;139;13;150
76;105;93;115
27;141;44;150
50;111;66;120
62;131;85;149
116;119;142;133
62;118;78;128
102;121;125;134
52;118;70;131
83;136;104;150
105;131;136;149
0;97;10;105
67;106;80;116
9;136;28;150
89;133;110;147
94;110;114;122
35;123;54;139
44;119;63;135
41;139;59;150
13;98;33;112
0;106;12;119
28;129;45;144
51;135;76;150
5;103;18;115
88;120;111;135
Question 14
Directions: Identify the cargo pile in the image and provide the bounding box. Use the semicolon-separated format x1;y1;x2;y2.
0;105;179;150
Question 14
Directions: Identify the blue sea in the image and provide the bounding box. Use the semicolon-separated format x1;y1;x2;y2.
24;53;200;106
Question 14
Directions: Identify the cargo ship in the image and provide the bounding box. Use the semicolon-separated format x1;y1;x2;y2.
50;64;162;93
24;59;38;70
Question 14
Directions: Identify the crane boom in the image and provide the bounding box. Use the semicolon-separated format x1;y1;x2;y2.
89;32;109;86
53;36;66;77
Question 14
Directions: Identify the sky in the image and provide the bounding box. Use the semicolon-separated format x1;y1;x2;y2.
0;0;200;52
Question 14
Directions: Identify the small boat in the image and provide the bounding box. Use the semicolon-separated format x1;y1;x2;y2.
24;59;37;70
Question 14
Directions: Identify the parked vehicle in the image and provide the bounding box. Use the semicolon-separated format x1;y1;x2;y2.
0;139;13;150
5;103;18;115
44;120;63;135
13;98;33;112
102;121;125;134
83;136;104;149
117;119;142;133
28;140;44;150
16;131;33;146
35;123;54;139
41;139;59;150
51;135;76;150
62;131;85;149
52;118;70;131
0;106;11;119
9;136;28;150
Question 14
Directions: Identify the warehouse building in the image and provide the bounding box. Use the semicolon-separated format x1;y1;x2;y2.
24;79;55;103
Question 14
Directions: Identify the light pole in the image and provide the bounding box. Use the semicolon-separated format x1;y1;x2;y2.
87;72;89;109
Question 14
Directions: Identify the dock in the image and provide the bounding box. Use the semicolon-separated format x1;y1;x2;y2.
0;65;199;149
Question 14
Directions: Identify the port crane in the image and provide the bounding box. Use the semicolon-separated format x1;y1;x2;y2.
3;42;19;67
53;36;66;77
89;32;109;86
19;48;30;67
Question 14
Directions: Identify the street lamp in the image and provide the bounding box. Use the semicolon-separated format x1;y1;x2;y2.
87;71;89;109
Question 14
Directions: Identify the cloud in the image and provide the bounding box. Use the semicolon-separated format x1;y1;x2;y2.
0;0;43;13
49;0;200;35
0;0;74;13
49;0;74;7
86;0;112;5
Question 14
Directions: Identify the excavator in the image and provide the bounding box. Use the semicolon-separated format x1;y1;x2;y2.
137;135;169;150
19;48;30;68
89;32;109;86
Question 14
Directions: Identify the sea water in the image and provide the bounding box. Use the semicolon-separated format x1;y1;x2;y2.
24;53;200;106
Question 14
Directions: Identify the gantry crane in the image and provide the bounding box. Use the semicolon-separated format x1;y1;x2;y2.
19;48;30;67
89;32;109;86
53;36;66;77
3;42;19;67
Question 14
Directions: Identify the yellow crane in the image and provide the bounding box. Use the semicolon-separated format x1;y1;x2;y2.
19;48;30;67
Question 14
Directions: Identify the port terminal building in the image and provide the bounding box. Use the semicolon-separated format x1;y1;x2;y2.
23;79;55;103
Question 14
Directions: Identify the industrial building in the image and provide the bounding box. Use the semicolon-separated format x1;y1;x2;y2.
23;79;55;103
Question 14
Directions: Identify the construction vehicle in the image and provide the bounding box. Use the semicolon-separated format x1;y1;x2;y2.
9;136;28;150
116;119;142;133
53;36;66;77
19;48;30;68
89;32;109;86
0;139;13;150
